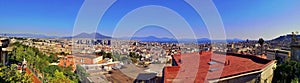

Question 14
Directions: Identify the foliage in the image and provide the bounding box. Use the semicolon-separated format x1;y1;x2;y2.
48;53;58;63
75;64;89;82
105;53;112;59
96;50;112;59
292;77;299;83
42;65;62;77
48;70;74;83
8;42;79;82
63;66;79;82
273;61;300;83
131;58;138;63
129;52;142;63
42;65;78;82
13;37;27;40
0;64;32;83
258;38;264;46
129;52;140;58
112;54;121;61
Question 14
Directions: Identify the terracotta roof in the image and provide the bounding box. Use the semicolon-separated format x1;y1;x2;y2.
25;68;41;83
97;60;107;64
66;55;74;58
164;52;274;83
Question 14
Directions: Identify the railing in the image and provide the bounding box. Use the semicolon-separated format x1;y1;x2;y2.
27;65;43;82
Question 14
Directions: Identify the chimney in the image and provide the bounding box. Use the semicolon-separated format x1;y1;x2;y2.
179;59;182;64
199;50;203;55
225;60;230;66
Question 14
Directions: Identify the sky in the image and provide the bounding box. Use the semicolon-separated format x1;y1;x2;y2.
0;0;300;40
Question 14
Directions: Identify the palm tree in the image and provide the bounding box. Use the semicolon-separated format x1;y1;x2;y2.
258;38;264;55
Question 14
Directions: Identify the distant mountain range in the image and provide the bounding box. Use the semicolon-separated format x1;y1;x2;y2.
0;33;59;38
0;33;244;43
119;36;244;43
119;36;177;42
270;34;300;42
65;33;111;39
3;32;300;43
0;33;111;39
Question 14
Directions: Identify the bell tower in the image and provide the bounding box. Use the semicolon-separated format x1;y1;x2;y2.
291;32;300;62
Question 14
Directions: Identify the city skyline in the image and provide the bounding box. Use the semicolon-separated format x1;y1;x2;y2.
1;0;300;40
1;1;300;82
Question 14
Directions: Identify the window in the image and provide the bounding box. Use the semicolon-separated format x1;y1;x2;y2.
64;62;66;67
209;68;219;72
208;61;217;65
81;59;84;63
264;79;267;83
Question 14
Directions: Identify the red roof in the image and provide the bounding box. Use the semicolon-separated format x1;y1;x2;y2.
164;52;274;83
66;55;74;58
25;68;42;83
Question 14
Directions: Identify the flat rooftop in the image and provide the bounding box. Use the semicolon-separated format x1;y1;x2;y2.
72;54;97;59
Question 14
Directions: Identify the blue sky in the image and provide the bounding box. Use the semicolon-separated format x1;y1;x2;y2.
0;0;300;40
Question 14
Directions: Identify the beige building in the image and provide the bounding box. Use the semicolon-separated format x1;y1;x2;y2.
266;49;290;64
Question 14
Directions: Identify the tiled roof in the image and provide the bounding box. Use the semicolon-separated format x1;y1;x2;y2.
25;68;41;83
164;52;274;83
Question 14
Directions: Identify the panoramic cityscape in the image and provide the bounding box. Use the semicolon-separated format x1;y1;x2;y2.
1;0;300;83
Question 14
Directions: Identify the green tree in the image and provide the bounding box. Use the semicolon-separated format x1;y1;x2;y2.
273;61;300;83
10;42;79;82
129;52;140;58
76;64;88;82
48;70;73;83
106;53;112;59
48;53;58;63
0;64;32;83
292;77;299;83
258;38;264;54
131;58;138;63
42;65;62;77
